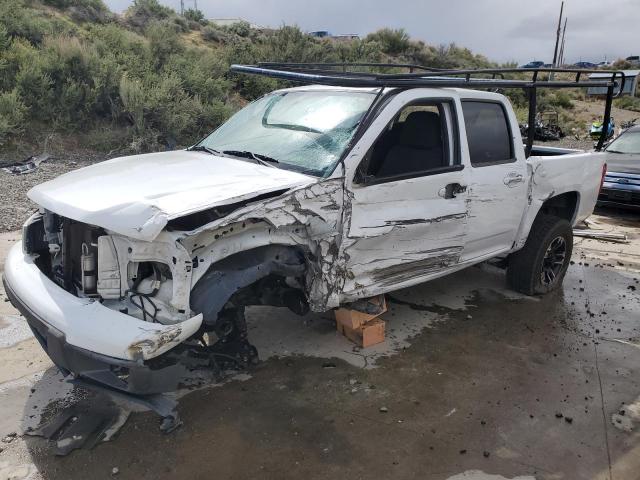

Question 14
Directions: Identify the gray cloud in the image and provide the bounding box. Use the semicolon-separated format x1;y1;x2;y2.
105;0;639;64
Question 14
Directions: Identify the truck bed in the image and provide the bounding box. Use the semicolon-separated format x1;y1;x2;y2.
528;145;585;156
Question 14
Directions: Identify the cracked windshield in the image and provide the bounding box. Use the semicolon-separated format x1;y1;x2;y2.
199;90;376;176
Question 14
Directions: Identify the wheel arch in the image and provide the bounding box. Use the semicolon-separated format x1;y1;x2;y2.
189;244;310;327
538;191;580;224
514;190;580;251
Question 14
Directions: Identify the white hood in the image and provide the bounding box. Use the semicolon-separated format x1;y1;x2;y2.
28;150;314;241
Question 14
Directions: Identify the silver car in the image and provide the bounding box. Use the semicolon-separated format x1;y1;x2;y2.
599;126;640;210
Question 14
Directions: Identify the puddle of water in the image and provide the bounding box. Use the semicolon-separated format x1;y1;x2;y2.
248;265;532;369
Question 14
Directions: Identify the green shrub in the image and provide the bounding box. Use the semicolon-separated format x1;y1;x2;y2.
124;0;174;30
201;25;226;43
0;25;10;52
549;92;574;110
365;28;411;56
13;48;54;117
227;21;251;38
614;96;640;112
0;90;27;144
119;74;145;135
0;0;50;44
146;21;183;67
43;0;112;23
82;124;131;151
0;0;509;153
187;20;201;31
184;8;204;23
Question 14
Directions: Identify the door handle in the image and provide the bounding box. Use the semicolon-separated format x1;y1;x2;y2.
503;173;524;187
438;183;467;199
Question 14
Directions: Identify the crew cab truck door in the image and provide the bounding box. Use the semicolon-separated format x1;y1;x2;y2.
339;90;470;300
459;96;528;262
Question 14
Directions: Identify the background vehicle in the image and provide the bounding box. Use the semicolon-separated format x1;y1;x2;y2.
574;61;597;69
3;65;620;396
520;110;564;141
521;61;545;69
591;117;615;140
598;125;640;209
626;56;640;67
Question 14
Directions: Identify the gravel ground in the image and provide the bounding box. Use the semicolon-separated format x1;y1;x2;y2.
0;151;108;233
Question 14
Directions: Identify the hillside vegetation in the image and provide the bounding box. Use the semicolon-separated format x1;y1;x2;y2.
0;0;590;154
0;0;497;153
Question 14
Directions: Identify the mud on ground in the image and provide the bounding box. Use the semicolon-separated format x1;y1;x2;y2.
0;208;639;479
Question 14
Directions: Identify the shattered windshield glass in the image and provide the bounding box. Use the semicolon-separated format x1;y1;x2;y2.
198;90;376;176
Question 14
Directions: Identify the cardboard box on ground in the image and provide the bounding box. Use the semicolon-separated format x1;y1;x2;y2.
334;295;386;347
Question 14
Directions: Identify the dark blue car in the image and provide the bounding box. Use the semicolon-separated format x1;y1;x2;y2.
521;61;545;69
573;61;597;69
598;126;640;209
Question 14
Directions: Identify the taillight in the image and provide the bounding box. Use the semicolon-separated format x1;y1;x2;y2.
599;163;607;191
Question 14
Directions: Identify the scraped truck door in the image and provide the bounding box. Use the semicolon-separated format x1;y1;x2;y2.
459;98;528;261
341;91;470;300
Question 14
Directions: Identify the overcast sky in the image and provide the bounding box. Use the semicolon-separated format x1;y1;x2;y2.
105;0;638;64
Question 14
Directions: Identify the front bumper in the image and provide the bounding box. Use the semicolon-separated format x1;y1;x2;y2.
3;242;203;394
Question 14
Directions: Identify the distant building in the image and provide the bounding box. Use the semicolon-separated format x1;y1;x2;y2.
332;34;360;41
587;70;640;97
208;18;265;30
625;56;640;66
309;31;360;41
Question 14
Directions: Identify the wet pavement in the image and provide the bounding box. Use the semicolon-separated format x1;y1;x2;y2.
0;210;638;480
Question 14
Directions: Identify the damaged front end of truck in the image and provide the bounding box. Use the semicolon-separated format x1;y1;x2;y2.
4;172;347;396
3;85;382;397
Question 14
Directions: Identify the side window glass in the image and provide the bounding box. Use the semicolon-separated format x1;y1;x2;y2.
361;102;453;180
461;101;513;166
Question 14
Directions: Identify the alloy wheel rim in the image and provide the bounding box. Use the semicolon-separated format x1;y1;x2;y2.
541;236;567;286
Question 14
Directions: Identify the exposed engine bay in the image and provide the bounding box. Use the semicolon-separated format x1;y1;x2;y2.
23;209;313;392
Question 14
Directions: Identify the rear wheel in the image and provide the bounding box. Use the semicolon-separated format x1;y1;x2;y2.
507;215;573;295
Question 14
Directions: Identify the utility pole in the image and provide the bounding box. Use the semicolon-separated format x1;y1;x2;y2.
552;1;564;67
180;0;184;15
558;18;567;66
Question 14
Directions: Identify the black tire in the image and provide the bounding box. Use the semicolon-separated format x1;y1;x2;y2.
507;214;573;295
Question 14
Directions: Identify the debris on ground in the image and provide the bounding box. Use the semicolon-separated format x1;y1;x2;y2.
336;295;387;347
1;154;50;175
2;433;17;443
25;397;125;456
573;229;628;243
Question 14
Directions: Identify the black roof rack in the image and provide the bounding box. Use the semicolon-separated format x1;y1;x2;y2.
230;63;625;154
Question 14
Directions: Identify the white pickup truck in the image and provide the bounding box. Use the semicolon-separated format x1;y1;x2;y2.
3;65;612;395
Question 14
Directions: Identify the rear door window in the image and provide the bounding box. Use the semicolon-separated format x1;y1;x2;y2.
461;101;514;166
